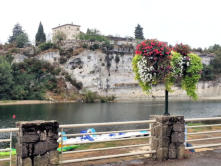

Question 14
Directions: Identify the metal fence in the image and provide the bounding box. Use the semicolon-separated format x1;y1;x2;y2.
59;120;156;164
185;117;221;150
0;128;18;166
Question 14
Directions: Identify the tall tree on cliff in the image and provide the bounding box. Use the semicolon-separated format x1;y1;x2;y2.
35;22;46;46
8;23;24;43
8;23;29;48
134;24;144;40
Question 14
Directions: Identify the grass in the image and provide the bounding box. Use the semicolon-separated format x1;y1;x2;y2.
72;138;148;151
186;122;210;132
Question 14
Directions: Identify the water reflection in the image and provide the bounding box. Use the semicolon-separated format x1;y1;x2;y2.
0;100;221;129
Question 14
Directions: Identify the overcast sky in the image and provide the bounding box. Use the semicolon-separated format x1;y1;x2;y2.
1;0;221;48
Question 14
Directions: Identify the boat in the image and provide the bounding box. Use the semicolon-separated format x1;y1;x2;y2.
58;128;149;146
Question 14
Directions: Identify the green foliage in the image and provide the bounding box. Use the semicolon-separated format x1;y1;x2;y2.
194;44;221;81
0;56;14;99
100;95;116;103
171;52;184;77
0;57;80;100
53;31;66;45
201;64;215;81
35;22;46;46
8;24;29;48
8;24;24;43
11;59;60;99
133;48;202;100
134;24;144;40
64;73;82;90
81;89;115;103
15;33;29;48
82;90;99;103
132;54;152;93
78;29;109;43
181;53;203;100
38;42;57;51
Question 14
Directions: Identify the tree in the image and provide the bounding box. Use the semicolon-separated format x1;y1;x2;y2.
35;22;46;46
0;56;14;99
15;33;29;48
8;23;24;43
52;31;66;45
134;24;144;40
8;23;29;48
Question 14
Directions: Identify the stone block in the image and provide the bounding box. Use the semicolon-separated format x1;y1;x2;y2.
48;130;59;141
171;132;185;143
161;125;172;137
33;154;49;166
156;147;168;161
177;144;185;159
16;143;29;158
169;143;177;159
33;142;48;156
22;157;32;166
22;134;40;143
150;115;185;161
159;137;170;148
173;122;185;132
47;141;59;151
40;130;47;141
16;120;59;165
49;150;59;164
151;137;159;150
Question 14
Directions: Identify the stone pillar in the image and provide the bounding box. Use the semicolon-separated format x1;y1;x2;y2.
16;120;59;166
150;115;185;161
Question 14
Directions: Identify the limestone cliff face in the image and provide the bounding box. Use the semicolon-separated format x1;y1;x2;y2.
12;49;221;99
61;50;221;99
63;50;135;92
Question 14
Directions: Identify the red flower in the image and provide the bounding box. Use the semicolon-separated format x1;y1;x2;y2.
136;50;142;54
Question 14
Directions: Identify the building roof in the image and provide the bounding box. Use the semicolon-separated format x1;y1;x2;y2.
52;24;80;30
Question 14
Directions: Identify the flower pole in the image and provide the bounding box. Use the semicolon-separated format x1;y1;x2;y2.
132;41;203;115
164;90;169;115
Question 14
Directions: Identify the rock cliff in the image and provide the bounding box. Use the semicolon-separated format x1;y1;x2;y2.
12;48;221;100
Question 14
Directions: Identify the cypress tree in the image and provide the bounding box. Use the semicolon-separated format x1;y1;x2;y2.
135;24;144;40
35;22;46;46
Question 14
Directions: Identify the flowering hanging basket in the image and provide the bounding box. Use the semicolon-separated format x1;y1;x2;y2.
132;40;203;100
132;39;172;92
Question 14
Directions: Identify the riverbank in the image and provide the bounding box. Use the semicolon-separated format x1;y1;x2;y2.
1;95;221;106
0;100;77;106
115;96;221;102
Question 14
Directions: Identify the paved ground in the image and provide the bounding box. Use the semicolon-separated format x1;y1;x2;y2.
93;149;221;166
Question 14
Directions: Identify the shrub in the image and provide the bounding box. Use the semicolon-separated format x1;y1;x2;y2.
38;42;57;51
82;90;99;103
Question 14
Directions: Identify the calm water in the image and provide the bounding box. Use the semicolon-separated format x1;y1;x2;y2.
0;100;221;129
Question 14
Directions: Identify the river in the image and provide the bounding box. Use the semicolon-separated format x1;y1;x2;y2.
0;100;221;129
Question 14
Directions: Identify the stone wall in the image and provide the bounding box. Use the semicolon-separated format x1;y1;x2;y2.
16;121;59;166
150;115;185;161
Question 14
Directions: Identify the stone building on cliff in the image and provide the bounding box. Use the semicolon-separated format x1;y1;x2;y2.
52;24;80;40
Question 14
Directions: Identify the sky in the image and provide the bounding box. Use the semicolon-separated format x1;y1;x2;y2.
1;0;221;48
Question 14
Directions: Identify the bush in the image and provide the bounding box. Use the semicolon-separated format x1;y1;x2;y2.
65;73;83;90
81;89;116;103
38;42;57;51
82;90;99;103
100;95;116;103
200;64;215;81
